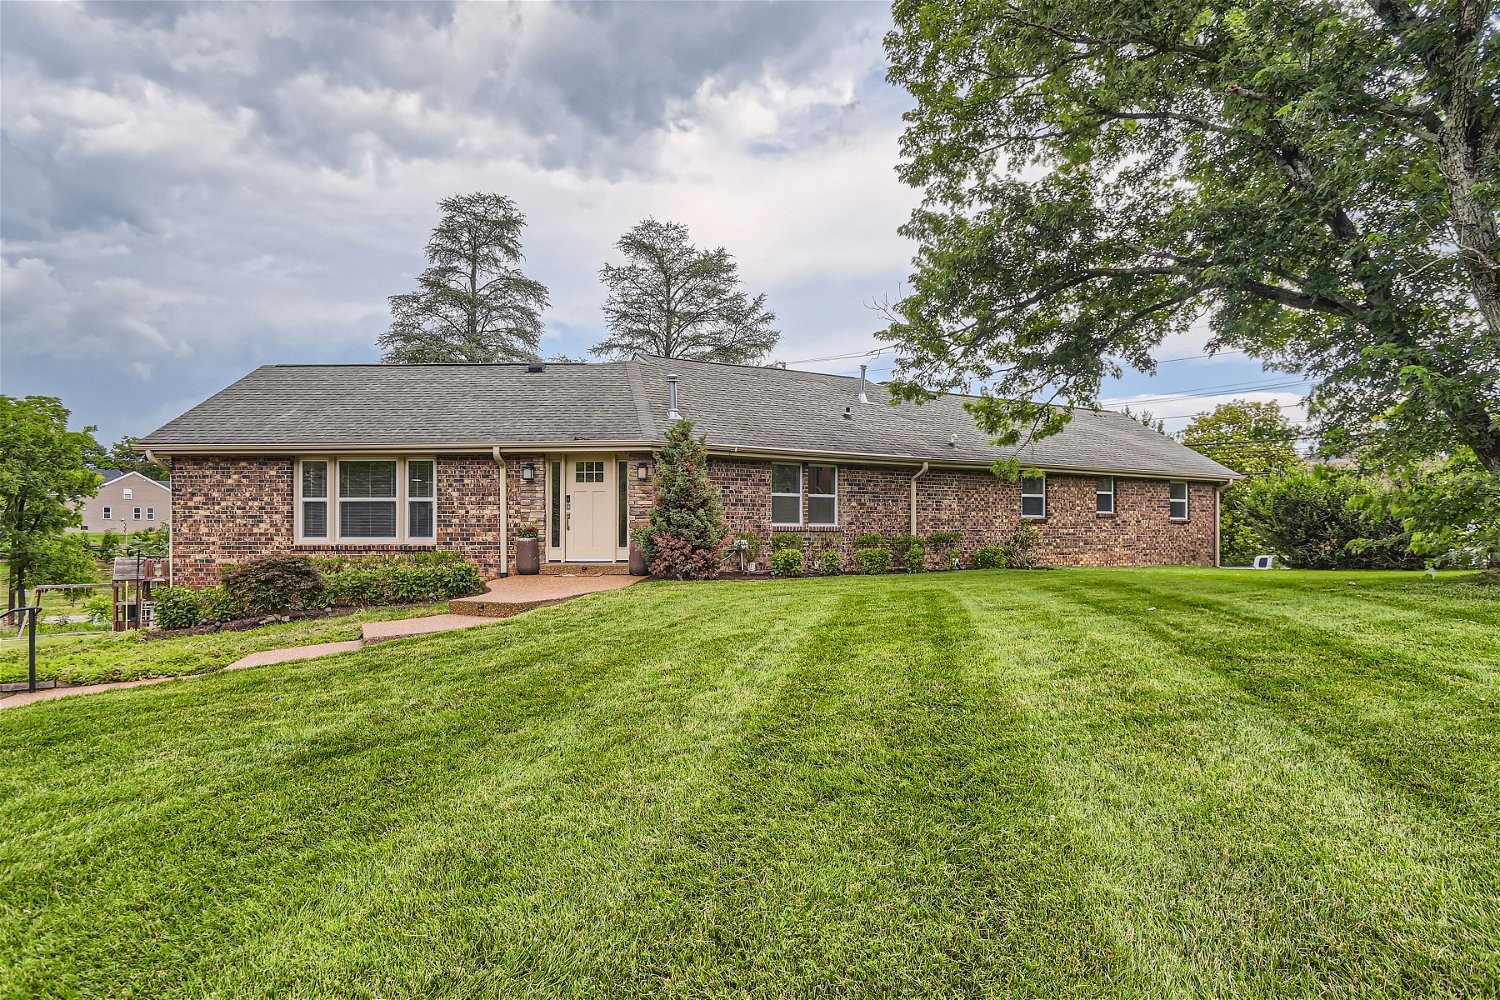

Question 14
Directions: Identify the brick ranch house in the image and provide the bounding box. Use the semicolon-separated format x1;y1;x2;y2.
137;355;1239;588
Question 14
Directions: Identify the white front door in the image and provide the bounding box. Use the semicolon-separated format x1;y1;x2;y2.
565;456;614;561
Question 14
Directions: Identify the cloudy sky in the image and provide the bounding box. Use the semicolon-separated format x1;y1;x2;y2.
1;0;1306;447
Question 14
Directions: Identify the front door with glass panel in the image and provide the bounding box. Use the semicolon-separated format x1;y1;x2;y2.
565;456;614;561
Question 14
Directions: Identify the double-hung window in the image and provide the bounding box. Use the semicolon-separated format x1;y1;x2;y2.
807;465;837;525
771;463;802;525
146;507;156;521
1020;474;1046;518
102;507;112;520
133;507;142;520
1169;481;1190;520
301;461;329;539
407;460;435;540
1096;476;1115;514
122;488;133;500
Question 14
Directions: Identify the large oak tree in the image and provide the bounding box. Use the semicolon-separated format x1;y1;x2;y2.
379;193;548;364
883;0;1500;472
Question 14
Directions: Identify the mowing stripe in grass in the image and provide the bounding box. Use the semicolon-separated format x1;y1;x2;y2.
976;573;1498;996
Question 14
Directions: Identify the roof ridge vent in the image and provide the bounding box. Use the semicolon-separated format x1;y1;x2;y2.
526;362;546;373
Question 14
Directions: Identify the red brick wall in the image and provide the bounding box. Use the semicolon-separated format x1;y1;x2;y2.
706;458;1217;569
171;454;509;587
171;453;1217;585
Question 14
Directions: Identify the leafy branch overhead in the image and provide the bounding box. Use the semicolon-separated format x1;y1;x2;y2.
882;0;1500;472
591;219;780;364
379;193;549;364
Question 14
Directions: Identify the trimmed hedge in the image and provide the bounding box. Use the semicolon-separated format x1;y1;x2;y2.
311;551;483;607
817;549;844;576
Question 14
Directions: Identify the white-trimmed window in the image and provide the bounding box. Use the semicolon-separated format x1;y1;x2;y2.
133;507;142;520
339;460;398;539
102;507;111;520
1096;476;1115;514
146;507;156;521
122;487;133;500
1169;481;1190;520
407;460;435;540
297;457;436;543
807;465;837;525
1021;474;1046;518
300;460;329;539
771;463;802;525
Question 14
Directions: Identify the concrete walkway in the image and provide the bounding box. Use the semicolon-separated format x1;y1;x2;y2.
2;574;641;710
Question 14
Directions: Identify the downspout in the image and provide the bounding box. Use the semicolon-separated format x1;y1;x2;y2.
143;449;172;586
493;446;509;578
909;462;929;536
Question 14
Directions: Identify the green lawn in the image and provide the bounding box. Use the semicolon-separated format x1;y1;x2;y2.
1;569;1496;998
0;603;448;686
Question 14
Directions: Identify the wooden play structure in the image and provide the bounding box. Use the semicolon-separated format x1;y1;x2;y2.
112;556;168;631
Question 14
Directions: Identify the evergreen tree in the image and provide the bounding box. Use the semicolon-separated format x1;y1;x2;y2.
641;419;728;579
379;193;548;363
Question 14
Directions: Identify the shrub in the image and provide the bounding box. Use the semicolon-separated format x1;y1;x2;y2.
315;552;483;607
1241;467;1421;569
972;545;1006;569
199;585;243;622
817;549;844;576
83;590;113;624
855;546;892;575
770;532;803;552
222;555;326;616
152;586;203;630
641;419;729;579
854;533;885;549
926;530;964;569
903;541;927;573
771;548;805;577
1002;524;1042;569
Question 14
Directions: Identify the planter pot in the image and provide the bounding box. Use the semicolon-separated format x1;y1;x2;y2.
515;537;540;575
629;540;649;576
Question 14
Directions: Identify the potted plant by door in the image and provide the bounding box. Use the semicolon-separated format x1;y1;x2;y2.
515;522;541;575
629;526;650;576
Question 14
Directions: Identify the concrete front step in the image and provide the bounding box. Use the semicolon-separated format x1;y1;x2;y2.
538;562;633;576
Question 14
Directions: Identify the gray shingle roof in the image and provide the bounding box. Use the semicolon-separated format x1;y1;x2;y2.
140;356;1238;480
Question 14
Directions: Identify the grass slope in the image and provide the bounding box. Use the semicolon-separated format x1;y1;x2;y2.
0;569;1495;998
0;603;448;686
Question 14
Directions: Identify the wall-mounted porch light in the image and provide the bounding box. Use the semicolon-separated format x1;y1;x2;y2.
636;462;652;483
521;462;536;481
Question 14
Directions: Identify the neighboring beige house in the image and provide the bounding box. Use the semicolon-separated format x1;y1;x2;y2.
72;470;172;533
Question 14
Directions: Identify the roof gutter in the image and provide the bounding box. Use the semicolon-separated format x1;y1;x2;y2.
493;446;508;578
910;461;929;535
709;445;1238;484
142;448;169;473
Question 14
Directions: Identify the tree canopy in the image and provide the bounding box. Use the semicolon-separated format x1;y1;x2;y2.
379;193;548;364
0;396;101;608
882;1;1500;472
591;219;779;364
1181;399;1306;563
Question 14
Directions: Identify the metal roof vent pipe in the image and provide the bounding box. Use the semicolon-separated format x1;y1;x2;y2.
858;364;871;404
667;374;681;420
